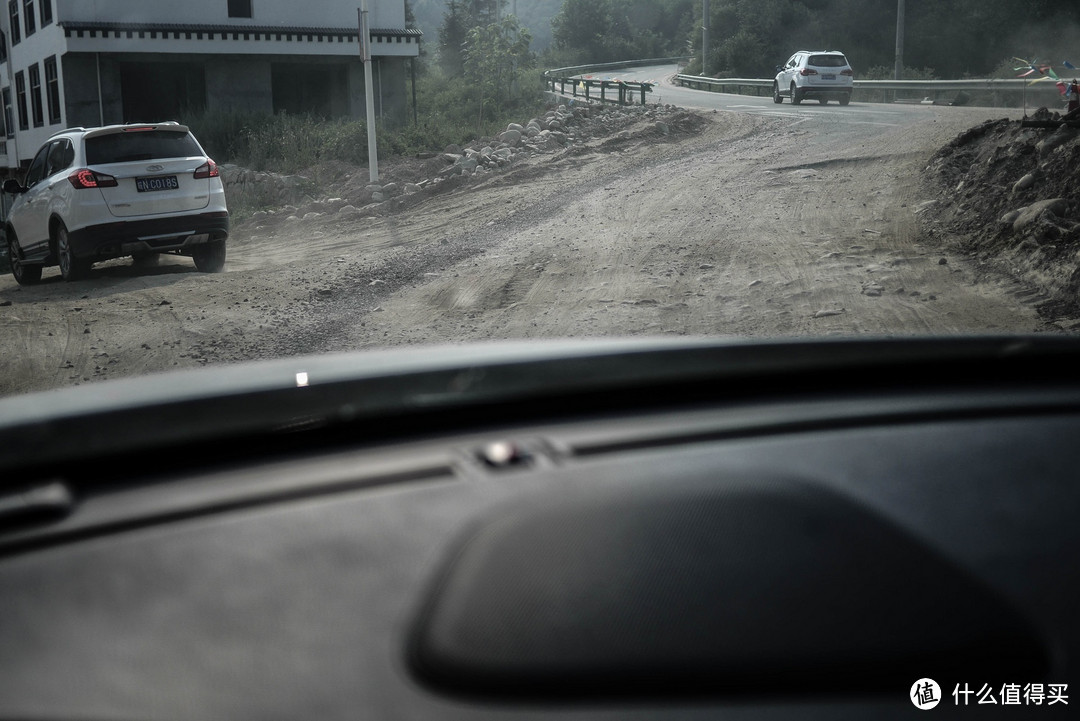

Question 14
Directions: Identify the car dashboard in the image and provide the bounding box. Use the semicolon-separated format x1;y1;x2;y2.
0;337;1077;719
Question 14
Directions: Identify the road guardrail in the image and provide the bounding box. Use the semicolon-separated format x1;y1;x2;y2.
675;74;1063;106
542;58;692;107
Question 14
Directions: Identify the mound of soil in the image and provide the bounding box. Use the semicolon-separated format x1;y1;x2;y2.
921;114;1080;326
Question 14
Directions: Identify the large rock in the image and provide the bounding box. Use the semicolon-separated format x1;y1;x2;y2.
1012;198;1068;233
498;129;523;146
1012;172;1039;194
1036;127;1075;157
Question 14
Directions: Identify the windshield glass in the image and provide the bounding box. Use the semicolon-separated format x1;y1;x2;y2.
0;1;1075;401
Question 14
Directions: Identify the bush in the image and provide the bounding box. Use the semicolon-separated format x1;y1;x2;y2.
181;111;375;174
860;65;938;81
179;71;546;173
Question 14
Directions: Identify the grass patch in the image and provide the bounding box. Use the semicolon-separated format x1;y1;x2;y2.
181;70;547;175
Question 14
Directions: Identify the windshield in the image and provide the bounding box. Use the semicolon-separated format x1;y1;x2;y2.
0;1;1075;401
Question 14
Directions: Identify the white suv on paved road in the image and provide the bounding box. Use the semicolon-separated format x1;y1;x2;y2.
773;51;854;106
4;122;229;284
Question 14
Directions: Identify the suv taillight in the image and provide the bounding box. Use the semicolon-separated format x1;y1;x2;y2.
193;160;219;179
68;169;118;189
841;69;854;76
800;68;818;76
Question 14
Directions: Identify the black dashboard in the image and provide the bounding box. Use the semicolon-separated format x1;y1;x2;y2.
0;338;1077;719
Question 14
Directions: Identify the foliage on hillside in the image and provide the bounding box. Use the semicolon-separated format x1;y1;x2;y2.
410;0;563;49
680;0;1080;79
549;0;695;65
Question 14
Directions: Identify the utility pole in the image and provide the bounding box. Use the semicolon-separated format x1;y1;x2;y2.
894;0;905;80
702;0;710;76
358;2;378;182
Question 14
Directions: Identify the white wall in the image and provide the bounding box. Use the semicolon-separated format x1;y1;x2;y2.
3;14;68;160
56;0;406;30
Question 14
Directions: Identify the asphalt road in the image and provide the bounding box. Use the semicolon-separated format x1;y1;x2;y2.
578;64;935;129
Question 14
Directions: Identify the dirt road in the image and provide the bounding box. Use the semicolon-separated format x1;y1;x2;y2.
0;101;1040;398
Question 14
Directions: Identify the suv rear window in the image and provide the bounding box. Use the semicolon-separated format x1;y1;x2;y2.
808;55;848;68
86;130;202;165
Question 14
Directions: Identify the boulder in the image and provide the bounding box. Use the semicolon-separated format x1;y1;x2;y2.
1036;127;1074;157
498;129;523;146
1012;173;1038;194
1013;198;1068;233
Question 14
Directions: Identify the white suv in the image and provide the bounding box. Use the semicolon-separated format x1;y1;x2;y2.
773;51;854;106
4;122;229;284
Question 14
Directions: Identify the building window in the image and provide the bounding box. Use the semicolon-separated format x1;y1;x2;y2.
2;88;12;138
44;56;59;124
15;71;27;130
23;0;34;36
8;1;20;45
227;0;252;18
0;31;6;61
39;0;50;25
29;63;42;127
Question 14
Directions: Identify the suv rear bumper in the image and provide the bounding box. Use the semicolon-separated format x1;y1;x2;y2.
797;86;852;97
67;212;229;260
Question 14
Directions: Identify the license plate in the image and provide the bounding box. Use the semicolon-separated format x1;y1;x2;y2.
822;74;836;80
136;175;179;192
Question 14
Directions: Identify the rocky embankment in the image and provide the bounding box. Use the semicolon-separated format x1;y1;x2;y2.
921;113;1080;325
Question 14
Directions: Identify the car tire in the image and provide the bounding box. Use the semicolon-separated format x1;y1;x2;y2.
839;94;851;106
773;83;783;104
54;222;90;282
7;229;41;285
791;83;803;105
192;240;226;273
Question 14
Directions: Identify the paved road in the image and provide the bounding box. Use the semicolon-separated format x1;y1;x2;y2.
575;64;955;129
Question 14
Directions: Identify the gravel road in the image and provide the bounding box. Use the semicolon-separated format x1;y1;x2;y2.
0;97;1041;398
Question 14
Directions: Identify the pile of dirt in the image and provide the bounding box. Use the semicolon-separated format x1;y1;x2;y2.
920;113;1080;325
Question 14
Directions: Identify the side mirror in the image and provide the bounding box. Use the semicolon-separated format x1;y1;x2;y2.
2;178;24;194
775;65;784;73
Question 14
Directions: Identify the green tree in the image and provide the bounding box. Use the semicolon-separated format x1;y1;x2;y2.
552;0;693;65
437;0;508;75
464;15;535;121
437;1;469;75
552;0;613;63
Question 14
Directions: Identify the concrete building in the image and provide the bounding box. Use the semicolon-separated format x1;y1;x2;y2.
0;0;420;170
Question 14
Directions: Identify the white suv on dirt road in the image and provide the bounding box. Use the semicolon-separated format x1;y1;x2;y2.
773;51;854;106
4;122;229;284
